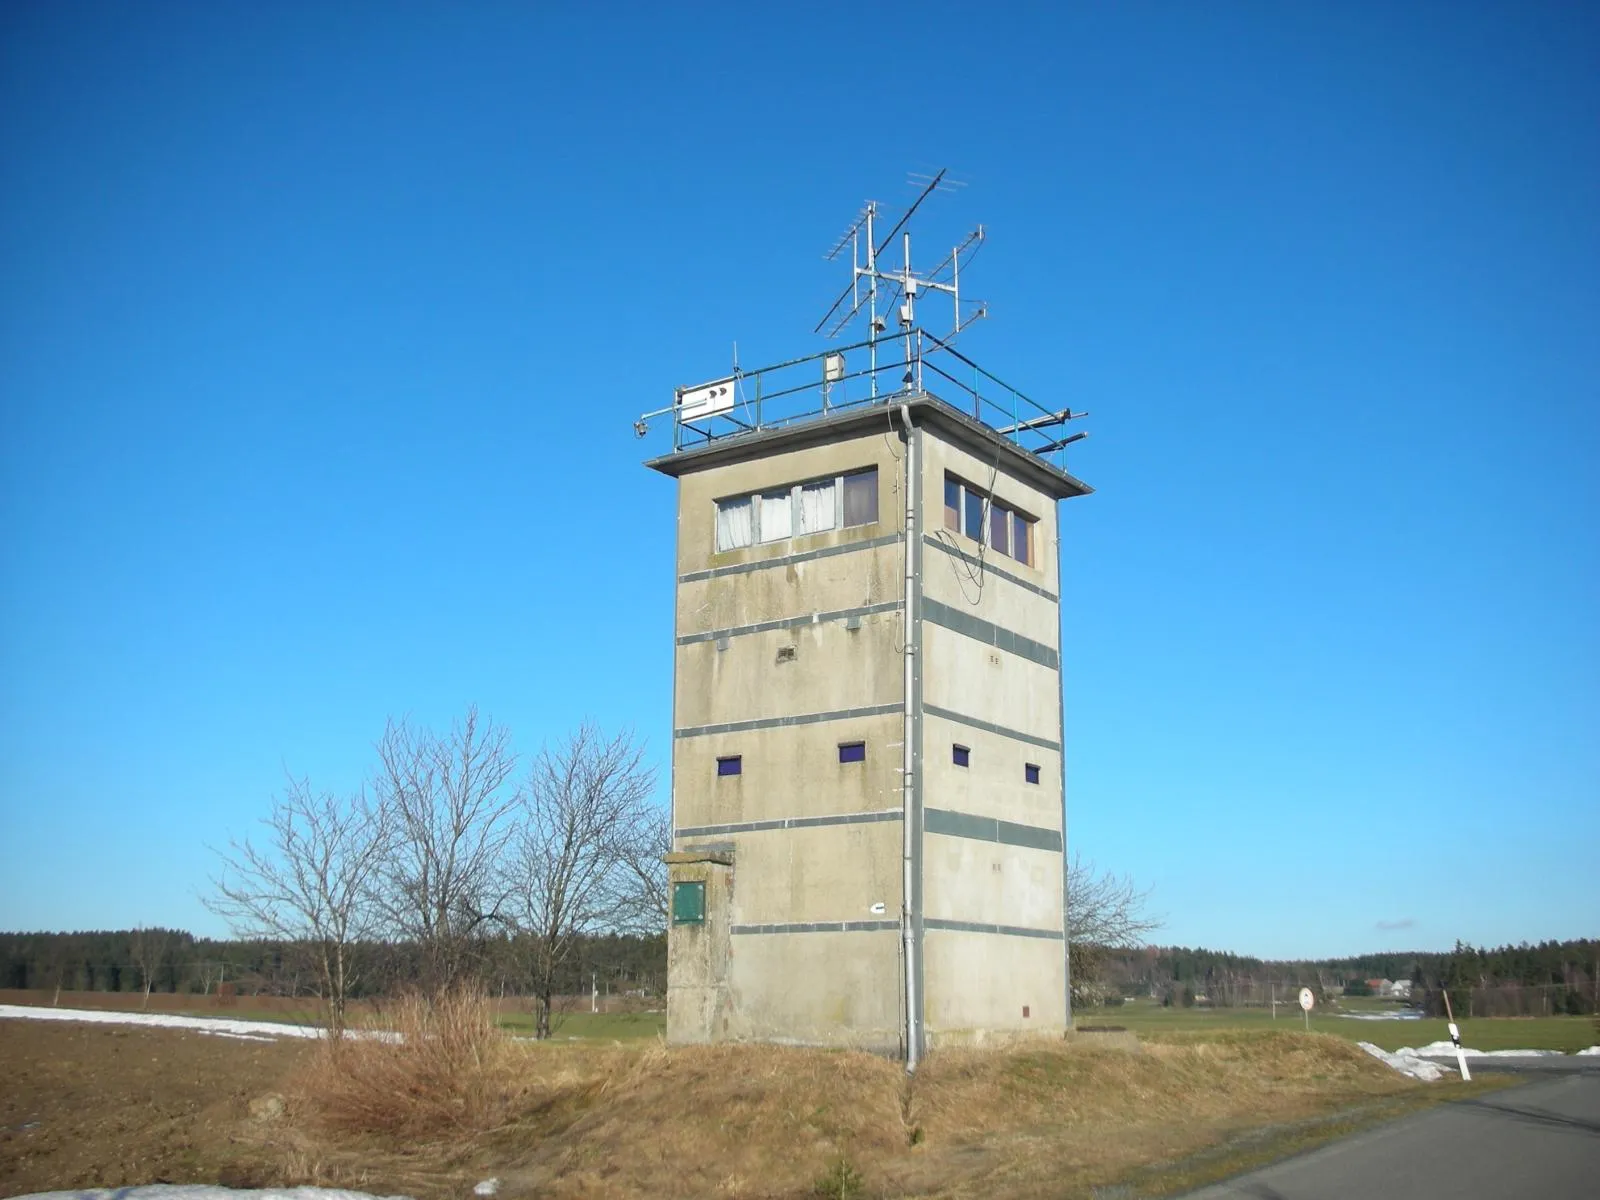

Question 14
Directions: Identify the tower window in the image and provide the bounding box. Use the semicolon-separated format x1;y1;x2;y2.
838;741;866;764
842;469;878;526
714;468;879;552
716;755;742;777
943;473;1036;567
952;744;970;768
1025;762;1041;785
715;496;753;551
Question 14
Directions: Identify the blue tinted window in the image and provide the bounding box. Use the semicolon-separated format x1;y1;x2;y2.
952;744;970;768
1025;763;1041;785
838;742;866;763
963;489;983;541
716;755;742;777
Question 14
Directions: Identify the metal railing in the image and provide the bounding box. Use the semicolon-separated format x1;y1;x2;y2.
642;330;1086;470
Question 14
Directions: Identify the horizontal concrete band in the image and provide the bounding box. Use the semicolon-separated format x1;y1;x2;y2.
680;532;903;583
731;920;899;936
923;535;1059;602
922;703;1061;752
924;806;1064;853
673;702;902;739
727;918;1063;940
677;600;904;647
924;917;1065;941
676;808;903;839
922;597;1060;671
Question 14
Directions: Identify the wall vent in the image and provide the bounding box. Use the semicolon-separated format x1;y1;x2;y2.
776;645;797;664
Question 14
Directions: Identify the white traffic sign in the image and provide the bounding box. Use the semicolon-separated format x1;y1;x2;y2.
1298;987;1314;1012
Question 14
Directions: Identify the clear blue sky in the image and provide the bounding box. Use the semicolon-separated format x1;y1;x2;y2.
2;3;1595;959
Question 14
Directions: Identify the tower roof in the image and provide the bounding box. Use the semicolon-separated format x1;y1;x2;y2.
646;391;1091;501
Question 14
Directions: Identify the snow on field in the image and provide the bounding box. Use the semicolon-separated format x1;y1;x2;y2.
1334;1010;1423;1021
1398;1040;1568;1058
1579;1046;1600;1056
0;1003;326;1040
1355;1041;1446;1081
11;1188;409;1200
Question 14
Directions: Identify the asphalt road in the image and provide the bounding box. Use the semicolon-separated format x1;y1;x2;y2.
1184;1071;1600;1199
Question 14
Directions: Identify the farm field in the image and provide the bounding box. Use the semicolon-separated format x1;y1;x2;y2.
1;1006;1517;1199
1076;997;1599;1053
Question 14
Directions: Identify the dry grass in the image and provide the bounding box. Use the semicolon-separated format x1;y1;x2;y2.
295;986;521;1140
278;1026;1499;1199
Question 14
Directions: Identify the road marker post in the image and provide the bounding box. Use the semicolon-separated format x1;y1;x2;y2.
1441;990;1471;1081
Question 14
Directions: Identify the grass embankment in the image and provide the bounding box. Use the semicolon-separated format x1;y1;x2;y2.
1078;996;1597;1052
271;1001;1509;1200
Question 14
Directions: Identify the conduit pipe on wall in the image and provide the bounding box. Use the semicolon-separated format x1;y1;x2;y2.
898;402;919;1072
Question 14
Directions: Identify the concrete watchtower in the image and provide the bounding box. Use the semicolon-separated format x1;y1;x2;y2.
638;181;1091;1063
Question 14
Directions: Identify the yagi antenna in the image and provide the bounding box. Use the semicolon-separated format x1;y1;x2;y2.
812;167;990;356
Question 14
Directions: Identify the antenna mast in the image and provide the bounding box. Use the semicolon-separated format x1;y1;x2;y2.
814;168;988;398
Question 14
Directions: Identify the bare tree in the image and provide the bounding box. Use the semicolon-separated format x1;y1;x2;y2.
373;706;519;993
611;801;672;935
129;927;172;1010
508;723;657;1038
1066;852;1160;1003
206;776;390;1035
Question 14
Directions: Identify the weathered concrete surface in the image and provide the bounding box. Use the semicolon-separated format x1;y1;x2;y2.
656;397;1084;1050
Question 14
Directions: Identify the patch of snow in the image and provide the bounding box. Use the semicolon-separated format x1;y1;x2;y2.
1399;1040;1568;1058
1334;1011;1423;1021
0;1004;401;1043
1578;1046;1600;1056
9;1188;410;1200
1356;1040;1446;1082
473;1180;500;1197
0;1004;325;1040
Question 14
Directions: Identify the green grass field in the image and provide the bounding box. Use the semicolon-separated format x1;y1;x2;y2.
1076;996;1598;1052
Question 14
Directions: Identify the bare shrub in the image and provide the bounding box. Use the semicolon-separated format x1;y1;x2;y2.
297;985;512;1139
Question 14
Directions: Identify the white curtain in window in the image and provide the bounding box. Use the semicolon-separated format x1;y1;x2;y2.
799;479;836;533
758;491;793;542
716;496;752;550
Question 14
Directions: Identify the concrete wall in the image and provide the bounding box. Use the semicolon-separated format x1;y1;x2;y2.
668;429;908;1049
662;407;1072;1051
917;432;1067;1041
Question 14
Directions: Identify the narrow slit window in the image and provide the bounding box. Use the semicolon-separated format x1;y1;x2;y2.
952;744;970;768
716;755;742;777
838;741;866;764
944;477;960;532
1025;762;1041;785
843;469;879;527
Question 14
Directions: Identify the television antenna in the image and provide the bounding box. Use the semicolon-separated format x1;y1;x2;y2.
812;168;989;399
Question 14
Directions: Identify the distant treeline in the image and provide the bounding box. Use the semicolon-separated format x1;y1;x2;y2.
0;928;665;1002
1095;938;1600;1016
